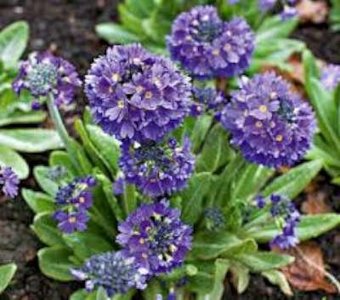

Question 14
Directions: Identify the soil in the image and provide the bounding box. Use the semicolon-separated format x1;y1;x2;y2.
0;1;339;299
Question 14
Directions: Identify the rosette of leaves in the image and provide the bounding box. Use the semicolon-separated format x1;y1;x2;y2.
0;263;16;294
0;22;63;180
303;49;340;184
22;107;340;298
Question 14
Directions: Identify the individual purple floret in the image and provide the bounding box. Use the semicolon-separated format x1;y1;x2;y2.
258;0;277;11
71;251;148;296
113;177;126;195
53;176;96;233
117;200;192;275
54;210;89;234
320;64;340;91
0;167;19;198
13;52;81;107
221;72;316;168
280;5;297;20
167;6;254;79
255;194;300;249
119;137;195;198
85;44;192;143
191;87;228;120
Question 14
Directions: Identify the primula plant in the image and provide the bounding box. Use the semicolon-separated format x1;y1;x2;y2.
13;2;340;298
0;21;63;180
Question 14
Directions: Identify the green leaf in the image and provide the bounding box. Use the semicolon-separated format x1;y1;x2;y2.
256;16;298;44
307;79;340;150
34;166;60;196
49;150;78;176
0;110;46;127
230;264;250;294
196;124;232;173
0;21;29;68
38;247;74;281
70;290;89;300
32;212;64;247
245;214;340;242
63;232;112;261
181;172;212;225
95;23;141;44
0;263;17;293
204;259;230;300
190;115;213;153
187;261;215;294
22;188;54;214
86;124;120;174
0;144;29;179
190;231;257;260
234;251;294;272
231;163;273;202
262;270;293;296
262;160;323;198
0;129;63;152
123;184;137;216
96;287;108;300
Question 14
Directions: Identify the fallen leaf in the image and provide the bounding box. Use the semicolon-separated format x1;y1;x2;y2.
296;0;329;24
274;242;337;293
302;191;333;214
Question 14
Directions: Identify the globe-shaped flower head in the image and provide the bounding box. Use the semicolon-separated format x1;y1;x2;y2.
13;52;81;107
221;72;316;168
85;44;192;142
117;200;192;275
71;251;148;296
120;137;195;197
167;6;254;79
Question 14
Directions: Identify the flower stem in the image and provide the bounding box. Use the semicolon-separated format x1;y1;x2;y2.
47;93;72;153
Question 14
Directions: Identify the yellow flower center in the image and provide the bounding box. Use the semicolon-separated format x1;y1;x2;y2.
259;105;268;113
69;216;77;223
212;49;220;56
112;73;120;82
145;91;153;99
118;100;124;108
276;135;283;142
79;197;85;203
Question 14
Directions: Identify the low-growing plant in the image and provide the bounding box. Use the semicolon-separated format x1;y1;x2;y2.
3;2;337;299
0;21;63;180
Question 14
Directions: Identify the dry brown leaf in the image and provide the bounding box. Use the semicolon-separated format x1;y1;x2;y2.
296;0;329;24
274;242;337;293
302;191;333;214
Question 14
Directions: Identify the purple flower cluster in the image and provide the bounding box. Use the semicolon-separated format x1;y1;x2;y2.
53;176;96;233
13;52;81;107
167;6;254;79
85;44;192;143
119;137;195;198
256;194;300;249
71;251;148;297
221;72;316;168
191;87;228;120
320;64;340;91
0;167;19;198
117;200;192;275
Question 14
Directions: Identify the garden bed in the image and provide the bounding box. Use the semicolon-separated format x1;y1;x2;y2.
0;0;339;299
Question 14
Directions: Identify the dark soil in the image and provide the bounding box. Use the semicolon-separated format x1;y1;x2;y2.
0;1;339;299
